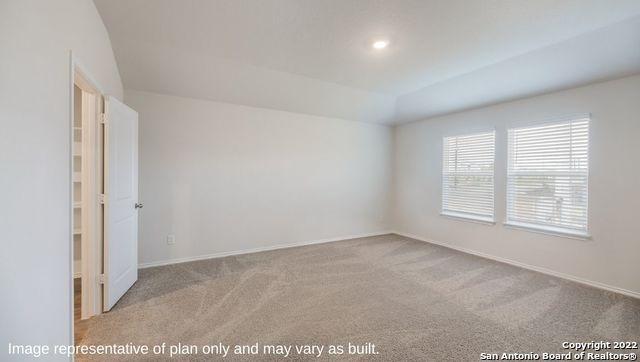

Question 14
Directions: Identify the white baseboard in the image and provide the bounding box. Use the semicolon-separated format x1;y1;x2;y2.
138;231;393;269
392;231;640;300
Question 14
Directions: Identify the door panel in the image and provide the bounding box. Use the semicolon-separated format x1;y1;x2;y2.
104;96;138;311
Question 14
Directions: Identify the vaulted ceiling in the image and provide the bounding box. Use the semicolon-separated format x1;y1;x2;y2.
94;0;640;124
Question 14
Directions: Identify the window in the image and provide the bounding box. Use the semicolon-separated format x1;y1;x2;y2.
506;117;590;237
442;131;495;222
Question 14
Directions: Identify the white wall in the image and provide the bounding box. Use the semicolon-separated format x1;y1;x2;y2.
125;91;393;266
0;0;122;359
394;74;640;296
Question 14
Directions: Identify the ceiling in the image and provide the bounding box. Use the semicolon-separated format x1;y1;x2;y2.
94;0;640;124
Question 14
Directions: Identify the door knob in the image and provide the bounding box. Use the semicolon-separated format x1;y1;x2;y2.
135;203;144;209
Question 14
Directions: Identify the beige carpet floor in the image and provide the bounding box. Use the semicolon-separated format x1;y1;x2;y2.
79;234;640;361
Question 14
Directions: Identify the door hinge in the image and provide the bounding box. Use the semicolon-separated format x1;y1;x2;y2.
98;193;106;204
100;113;108;125
98;274;105;284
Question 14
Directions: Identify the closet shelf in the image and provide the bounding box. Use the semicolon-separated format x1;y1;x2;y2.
73;228;82;235
73;172;81;183
73;202;81;209
73;142;82;157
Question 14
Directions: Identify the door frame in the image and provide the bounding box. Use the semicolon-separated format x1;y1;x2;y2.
69;52;105;342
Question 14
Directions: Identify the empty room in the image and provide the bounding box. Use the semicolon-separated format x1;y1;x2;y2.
2;0;640;360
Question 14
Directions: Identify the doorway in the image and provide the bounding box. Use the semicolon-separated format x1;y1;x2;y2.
70;58;140;346
72;66;105;344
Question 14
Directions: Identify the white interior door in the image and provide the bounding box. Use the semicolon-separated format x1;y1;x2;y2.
103;96;139;311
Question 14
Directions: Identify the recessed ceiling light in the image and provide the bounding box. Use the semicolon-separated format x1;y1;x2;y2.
372;40;389;50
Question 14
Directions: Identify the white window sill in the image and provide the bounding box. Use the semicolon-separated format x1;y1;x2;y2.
440;211;495;225
503;221;591;240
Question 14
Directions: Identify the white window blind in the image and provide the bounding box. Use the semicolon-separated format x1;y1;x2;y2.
442;131;495;222
506;117;589;236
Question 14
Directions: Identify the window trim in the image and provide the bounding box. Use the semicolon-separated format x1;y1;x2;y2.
505;115;591;237
441;211;496;225
441;129;496;224
505;112;591;130
503;221;592;240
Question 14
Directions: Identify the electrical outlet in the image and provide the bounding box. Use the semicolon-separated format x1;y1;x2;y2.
167;234;176;245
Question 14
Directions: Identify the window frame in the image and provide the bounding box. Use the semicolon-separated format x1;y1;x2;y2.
441;129;496;224
503;115;591;239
